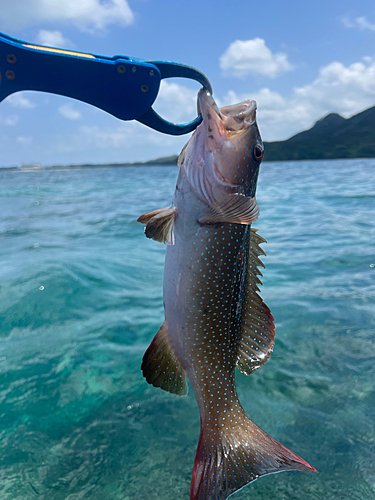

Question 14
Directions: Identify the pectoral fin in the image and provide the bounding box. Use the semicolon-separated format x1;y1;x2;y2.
236;229;275;375
137;207;170;224
198;194;259;225
137;206;177;244
141;322;188;396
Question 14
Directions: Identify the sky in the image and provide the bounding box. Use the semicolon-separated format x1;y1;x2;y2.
1;0;375;166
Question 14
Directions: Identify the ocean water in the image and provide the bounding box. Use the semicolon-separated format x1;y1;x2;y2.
0;159;374;500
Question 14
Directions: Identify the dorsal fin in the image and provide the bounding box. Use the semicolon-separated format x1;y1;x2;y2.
137;206;177;244
141;322;188;396
198;194;259;225
236;229;275;375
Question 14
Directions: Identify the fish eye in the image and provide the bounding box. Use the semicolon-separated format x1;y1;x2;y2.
252;144;264;163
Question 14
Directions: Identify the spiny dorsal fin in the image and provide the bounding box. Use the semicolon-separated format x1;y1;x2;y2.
236;229;275;376
141;322;188;396
137;206;177;244
198;194;259;225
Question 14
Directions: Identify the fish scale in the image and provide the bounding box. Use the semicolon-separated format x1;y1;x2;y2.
139;89;317;500
177;223;247;402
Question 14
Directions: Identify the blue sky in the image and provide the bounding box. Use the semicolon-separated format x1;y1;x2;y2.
1;0;375;166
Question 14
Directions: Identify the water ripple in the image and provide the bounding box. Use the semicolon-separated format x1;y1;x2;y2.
0;160;374;499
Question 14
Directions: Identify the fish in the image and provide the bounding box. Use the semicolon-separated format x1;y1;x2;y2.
138;89;317;500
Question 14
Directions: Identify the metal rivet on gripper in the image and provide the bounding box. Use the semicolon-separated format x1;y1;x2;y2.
117;65;126;74
5;70;15;80
149;69;154;76
132;66;137;73
6;54;17;65
141;84;149;93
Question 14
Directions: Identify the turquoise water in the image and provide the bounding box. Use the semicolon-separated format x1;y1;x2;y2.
0;160;374;500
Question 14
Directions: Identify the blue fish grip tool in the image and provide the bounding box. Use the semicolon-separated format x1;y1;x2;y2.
0;31;212;135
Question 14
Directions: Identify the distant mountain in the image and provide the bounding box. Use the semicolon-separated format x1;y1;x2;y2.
263;106;375;161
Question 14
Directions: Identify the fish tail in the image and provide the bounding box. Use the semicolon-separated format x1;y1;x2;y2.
191;403;317;500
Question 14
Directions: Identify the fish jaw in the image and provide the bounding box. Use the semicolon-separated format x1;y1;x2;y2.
197;89;226;153
197;89;263;193
179;91;264;210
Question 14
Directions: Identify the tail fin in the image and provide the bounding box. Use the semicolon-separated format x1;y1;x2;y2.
191;405;317;500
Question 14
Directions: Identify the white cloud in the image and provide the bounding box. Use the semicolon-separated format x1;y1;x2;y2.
77;122;173;150
5;115;19;126
36;30;74;48
17;136;33;144
342;16;375;31
220;38;294;78
152;80;197;123
0;0;134;32
79;125;130;148
0;113;19;126
6;93;36;109
47;81;197;160
223;57;375;141
59;103;82;120
222;89;312;141
294;60;375;114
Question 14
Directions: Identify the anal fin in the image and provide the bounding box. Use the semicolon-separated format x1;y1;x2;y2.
141;322;188;396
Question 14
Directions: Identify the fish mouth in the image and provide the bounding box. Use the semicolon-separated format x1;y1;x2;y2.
221;100;257;129
198;89;257;136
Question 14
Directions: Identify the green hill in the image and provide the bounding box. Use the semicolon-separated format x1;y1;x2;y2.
263;106;375;161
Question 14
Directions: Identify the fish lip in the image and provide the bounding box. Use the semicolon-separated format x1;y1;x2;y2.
241;100;257;124
222;100;257;127
197;88;224;126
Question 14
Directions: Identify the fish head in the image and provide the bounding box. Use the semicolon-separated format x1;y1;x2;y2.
197;89;264;197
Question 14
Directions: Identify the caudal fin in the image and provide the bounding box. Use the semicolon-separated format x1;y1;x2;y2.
191;405;317;500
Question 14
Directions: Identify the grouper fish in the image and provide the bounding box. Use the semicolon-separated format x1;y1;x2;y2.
138;89;317;500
